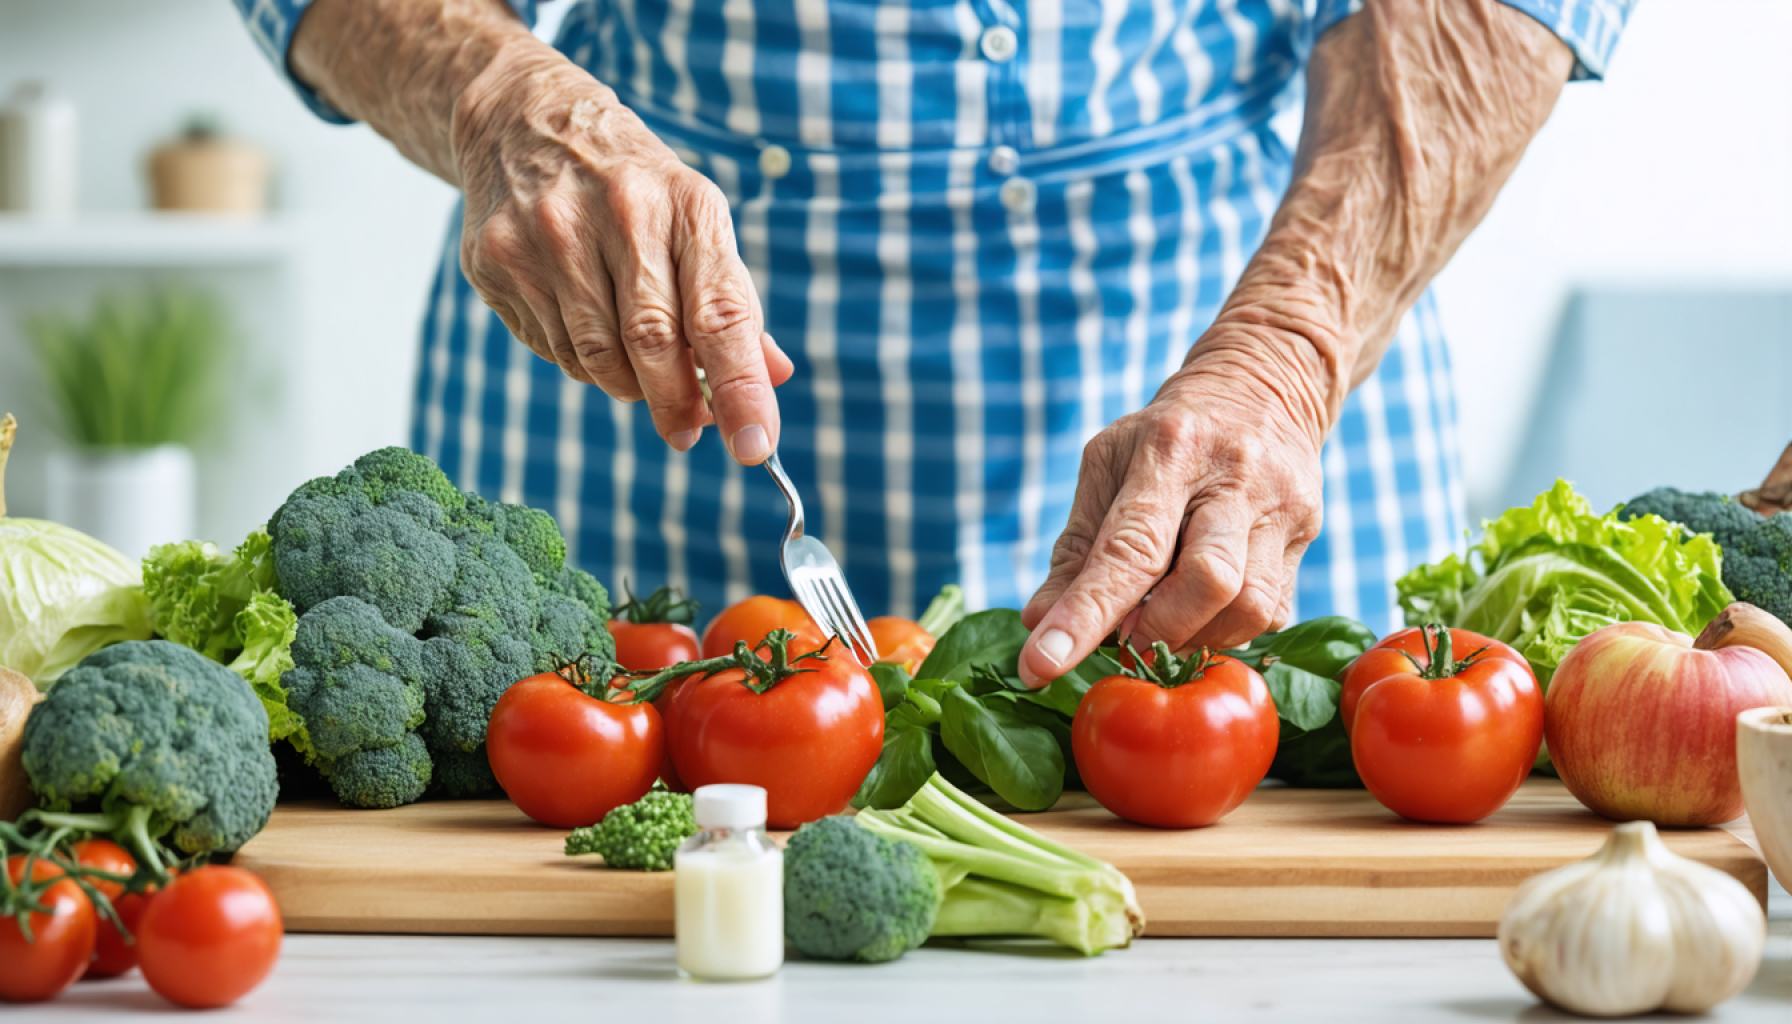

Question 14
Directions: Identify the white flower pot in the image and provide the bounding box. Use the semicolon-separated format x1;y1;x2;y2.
46;445;196;560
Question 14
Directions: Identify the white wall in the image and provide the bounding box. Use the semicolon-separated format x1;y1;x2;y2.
1433;0;1792;515
0;0;456;537
0;0;1786;535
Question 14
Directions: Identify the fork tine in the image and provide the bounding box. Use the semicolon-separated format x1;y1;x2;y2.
824;576;877;665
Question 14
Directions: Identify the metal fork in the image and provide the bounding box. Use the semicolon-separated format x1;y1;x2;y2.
760;451;878;666
694;372;878;665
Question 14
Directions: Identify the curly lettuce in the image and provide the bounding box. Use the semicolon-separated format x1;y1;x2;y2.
1397;479;1733;690
142;528;305;753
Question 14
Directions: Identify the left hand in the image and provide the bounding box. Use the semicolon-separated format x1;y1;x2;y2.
1018;338;1327;687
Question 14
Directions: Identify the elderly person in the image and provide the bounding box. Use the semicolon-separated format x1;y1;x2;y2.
234;0;1630;684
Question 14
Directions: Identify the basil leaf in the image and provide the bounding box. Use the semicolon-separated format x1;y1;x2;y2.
1260;661;1342;734
870;662;913;712
1268;718;1361;788
939;686;1064;811
1233;616;1375;679
916;609;1028;682
854;721;937;809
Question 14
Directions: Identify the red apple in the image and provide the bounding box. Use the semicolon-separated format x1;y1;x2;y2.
1547;620;1792;825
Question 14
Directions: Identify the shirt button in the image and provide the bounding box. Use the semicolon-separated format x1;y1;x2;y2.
758;144;792;180
999;177;1035;214
988;145;1020;176
979;25;1018;63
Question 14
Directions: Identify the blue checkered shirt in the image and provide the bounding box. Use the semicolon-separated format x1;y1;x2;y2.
235;0;1632;631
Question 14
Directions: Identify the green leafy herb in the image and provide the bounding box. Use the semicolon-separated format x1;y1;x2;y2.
938;686;1064;811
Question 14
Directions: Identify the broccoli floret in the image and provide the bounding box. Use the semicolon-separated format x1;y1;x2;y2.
270;484;456;633
419;619;534;756
1622;488;1792;627
21;640;279;868
433;526;540;639
427;745;499;798
283;597;428;807
498;502;567;580
784;815;940;962
325;732;432;809
352;446;468;517
565;788;696;871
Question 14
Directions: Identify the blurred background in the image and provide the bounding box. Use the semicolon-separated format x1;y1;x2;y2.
0;0;1787;557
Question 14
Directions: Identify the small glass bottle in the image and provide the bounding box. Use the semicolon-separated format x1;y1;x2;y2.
674;784;783;981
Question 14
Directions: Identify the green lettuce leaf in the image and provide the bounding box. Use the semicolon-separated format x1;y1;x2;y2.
142;527;306;750
1396;479;1732;689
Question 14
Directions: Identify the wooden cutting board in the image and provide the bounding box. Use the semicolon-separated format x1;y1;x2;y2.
234;780;1765;939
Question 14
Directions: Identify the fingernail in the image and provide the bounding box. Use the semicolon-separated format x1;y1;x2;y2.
1034;628;1073;669
669;429;700;452
730;424;771;463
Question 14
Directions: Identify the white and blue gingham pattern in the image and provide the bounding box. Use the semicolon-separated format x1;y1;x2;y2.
235;0;1632;633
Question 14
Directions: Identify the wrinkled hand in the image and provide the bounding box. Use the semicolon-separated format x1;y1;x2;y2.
1019;344;1326;687
451;49;791;461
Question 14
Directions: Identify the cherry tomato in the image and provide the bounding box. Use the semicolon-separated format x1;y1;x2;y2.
1072;650;1279;828
668;639;883;828
0;855;97;1003
487;670;665;827
701;596;826;658
1341;625;1542;824
608;621;701;673
138;866;281;1009
69;838;145;978
868;617;935;673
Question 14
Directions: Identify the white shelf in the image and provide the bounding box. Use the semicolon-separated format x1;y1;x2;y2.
0;212;298;267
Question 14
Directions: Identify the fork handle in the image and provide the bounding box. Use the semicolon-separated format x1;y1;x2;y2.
696;369;804;538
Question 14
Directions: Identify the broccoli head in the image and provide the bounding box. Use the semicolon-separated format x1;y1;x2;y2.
263;446;620;806
565;788;696;871
784;815;941;963
284;596;430;808
21;640;279;867
1622;488;1792;627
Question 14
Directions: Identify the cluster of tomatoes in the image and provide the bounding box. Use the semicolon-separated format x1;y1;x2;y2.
1;840;282;1007
1074;625;1542;828
487;594;934;830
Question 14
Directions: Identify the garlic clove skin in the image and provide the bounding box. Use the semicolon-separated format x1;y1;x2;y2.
1497;821;1764;1018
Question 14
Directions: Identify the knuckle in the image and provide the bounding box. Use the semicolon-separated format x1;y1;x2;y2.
687;290;756;344
1184;548;1244;600
532;193;583;253
1098;520;1173;577
572;336;630;381
706;370;771;409
620;308;683;360
1231;582;1281;635
1146;410;1200;458
470;215;525;268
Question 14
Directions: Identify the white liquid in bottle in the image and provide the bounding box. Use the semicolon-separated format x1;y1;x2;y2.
674;784;783;981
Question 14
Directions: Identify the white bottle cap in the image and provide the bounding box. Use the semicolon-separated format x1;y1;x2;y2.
692;784;767;830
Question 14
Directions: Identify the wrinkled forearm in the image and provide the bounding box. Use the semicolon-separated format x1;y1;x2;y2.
1192;0;1572;440
289;0;559;183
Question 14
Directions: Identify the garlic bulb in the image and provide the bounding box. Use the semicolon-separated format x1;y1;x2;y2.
1497;821;1764;1017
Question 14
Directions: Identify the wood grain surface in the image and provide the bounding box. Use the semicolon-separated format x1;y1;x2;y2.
235;780;1765;938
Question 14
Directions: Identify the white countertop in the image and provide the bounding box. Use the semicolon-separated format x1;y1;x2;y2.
33;887;1792;1023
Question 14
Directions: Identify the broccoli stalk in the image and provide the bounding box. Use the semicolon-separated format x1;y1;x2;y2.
915;584;967;637
855;774;1143;956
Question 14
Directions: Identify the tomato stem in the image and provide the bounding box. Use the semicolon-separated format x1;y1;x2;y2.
1118;639;1220;689
612;582;700;625
1406;624;1490;680
619;628;827;703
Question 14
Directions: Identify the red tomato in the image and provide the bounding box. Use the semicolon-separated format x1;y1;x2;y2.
1341;625;1543;824
1072;651;1278;828
69;838;145;978
487;671;665;827
608;621;701;673
137;866;281;1009
0;855;97;1003
668;645;883;828
701;596;826;658
869;617;935;673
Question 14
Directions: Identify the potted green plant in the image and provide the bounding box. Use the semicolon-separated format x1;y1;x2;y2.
23;288;229;558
